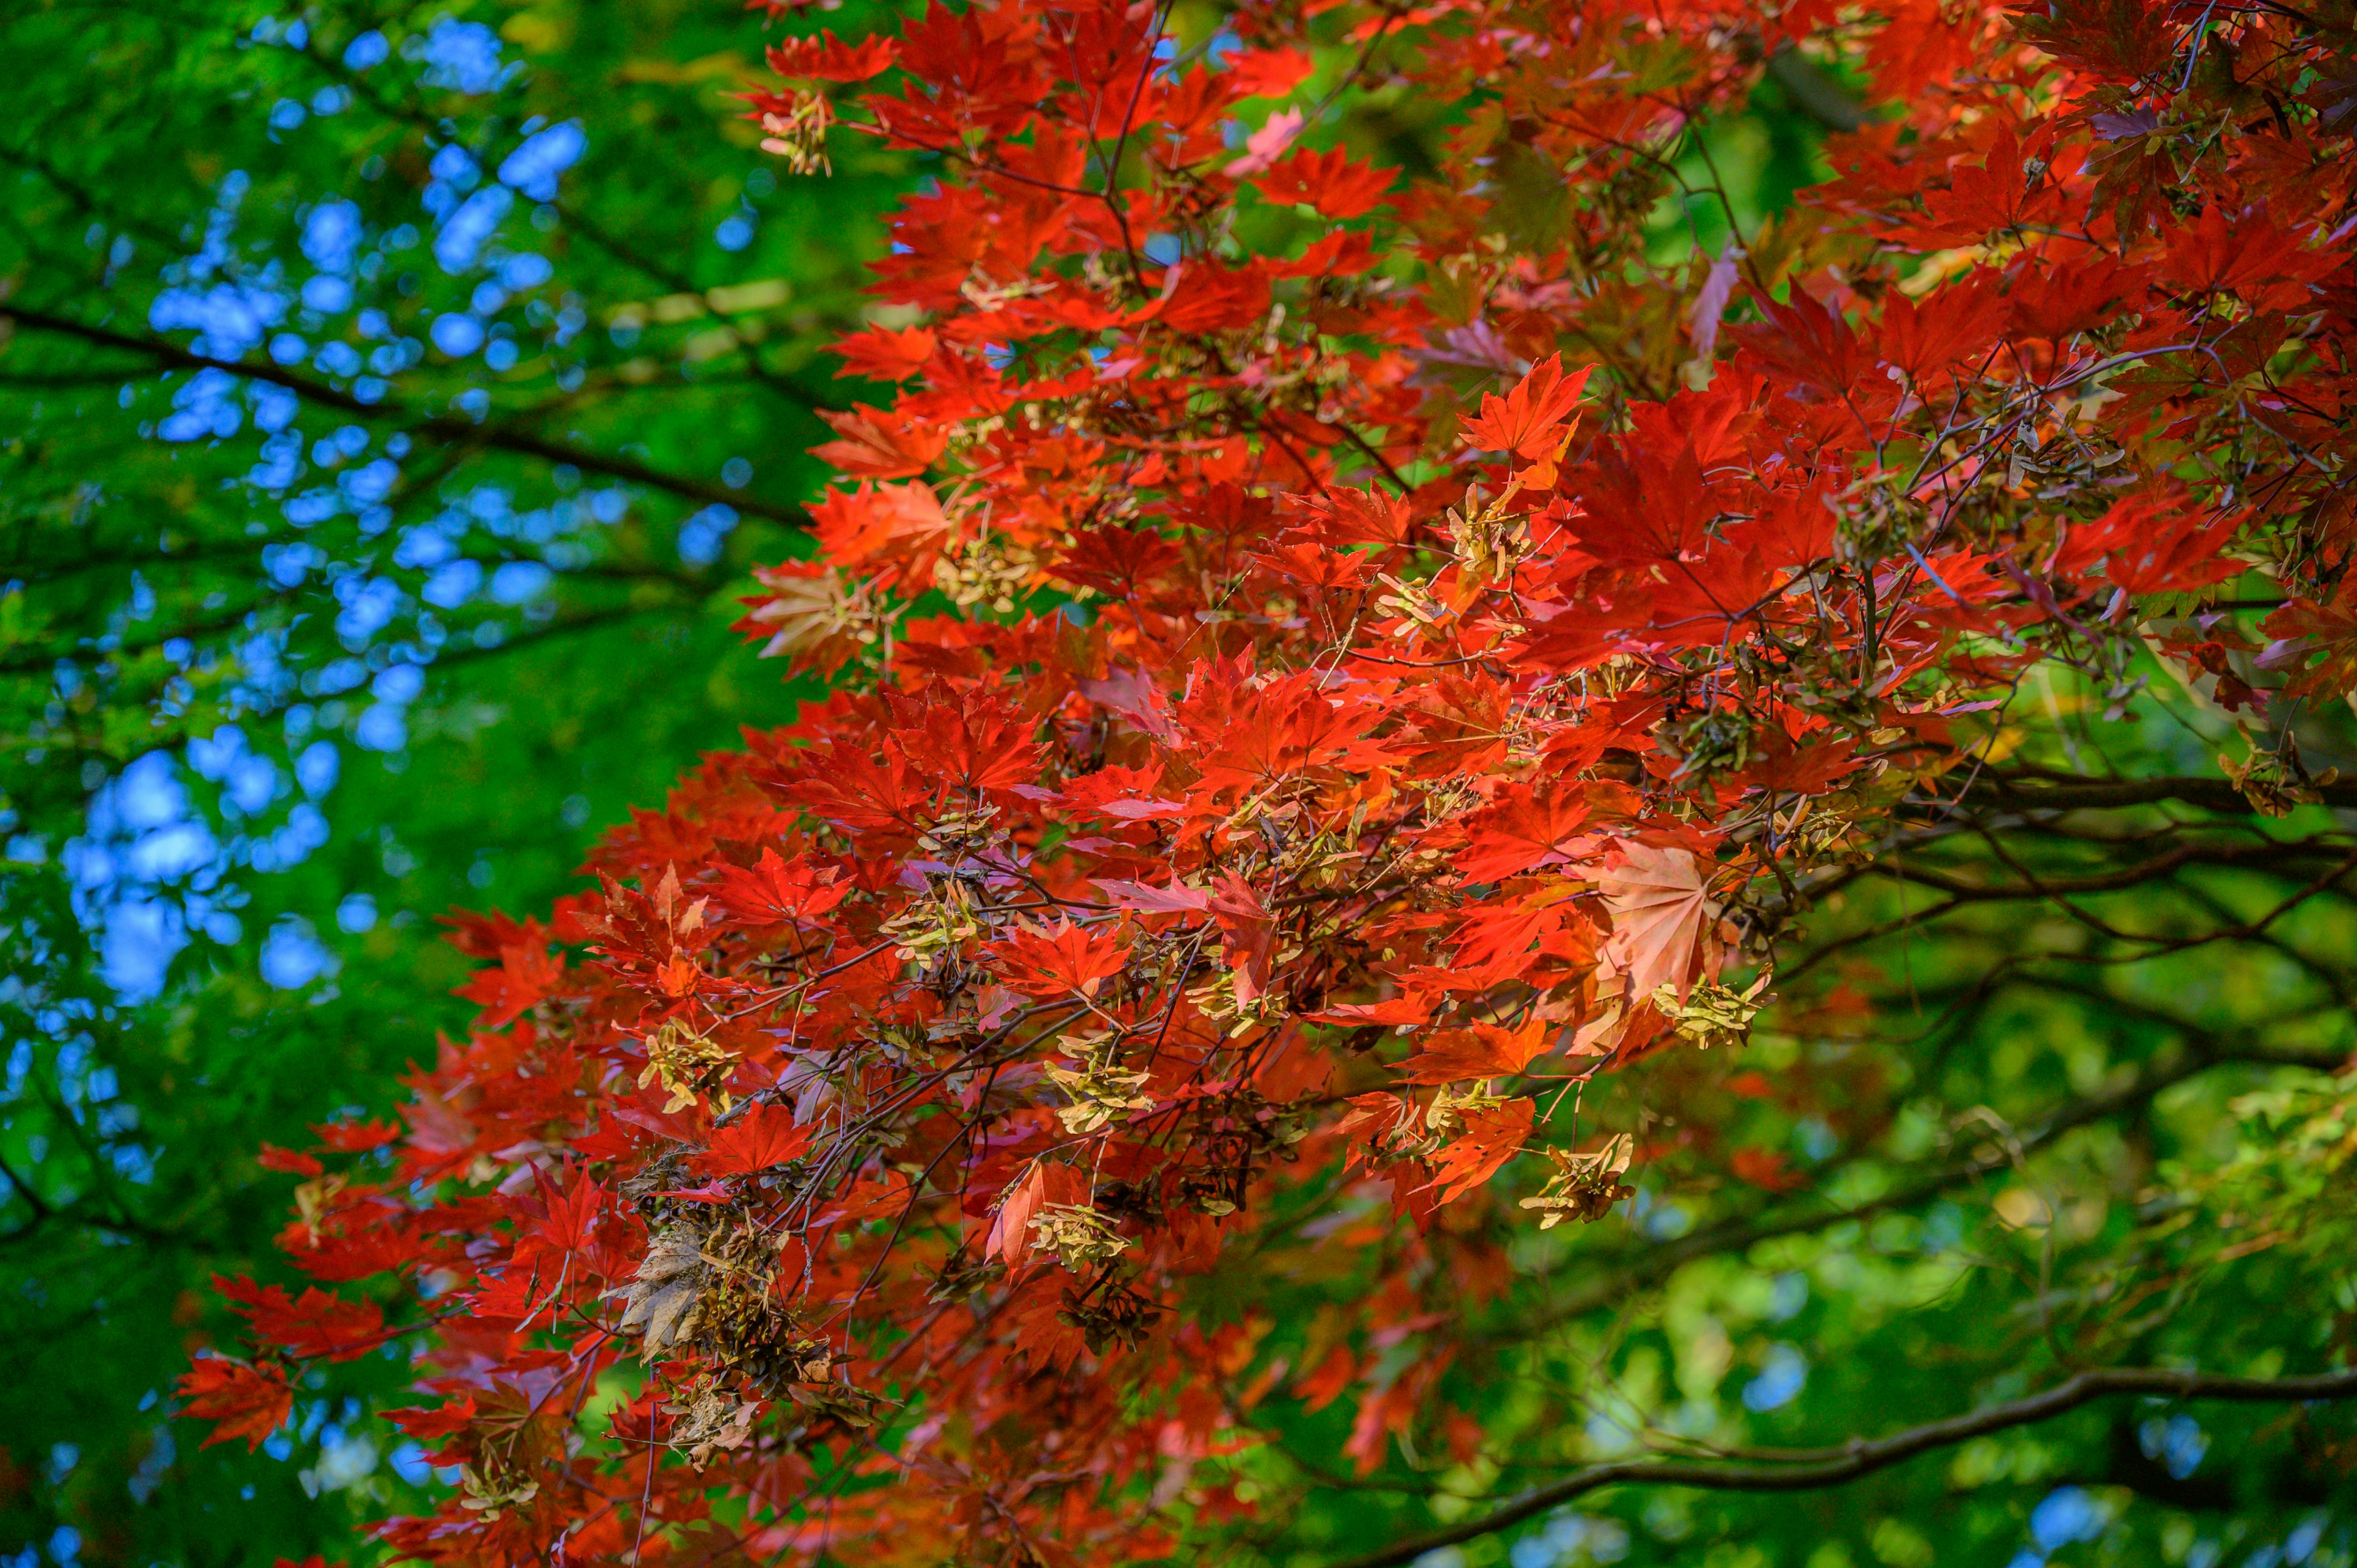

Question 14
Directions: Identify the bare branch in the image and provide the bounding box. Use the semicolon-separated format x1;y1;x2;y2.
1329;1365;2357;1568
1972;771;2357;816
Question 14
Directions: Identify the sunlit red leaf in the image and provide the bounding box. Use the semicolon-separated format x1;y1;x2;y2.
811;403;948;479
706;849;847;930
830;323;936;381
1392;1021;1547;1086
1461;354;1590;461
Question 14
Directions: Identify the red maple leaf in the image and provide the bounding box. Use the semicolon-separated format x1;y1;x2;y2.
1256;539;1374;598
1725;296;1875;403
456;938;564;1029
1732;1146;1806;1193
311;1117;401;1152
177;1354;294;1451
2051;492;2247;598
1284;485;1416;549
1393;1021;1548;1086
216;1274;387;1362
509;1172;606;1269
695;1103;815;1177
1877;284;2009;388
2264;581;2357;700
886;690;1041;795
990;919;1129;998
831;323;937;381
1225;45;1314;99
1150;261;1273;332
1089;876;1210;913
1894;128;2062;245
2158;204;2331;298
766;30;899;83
1255;145;1394;219
1457;784;1598;882
258;1143;323;1176
1055;523;1184;600
811;403;948;479
1206;872;1277;1006
706;849;847;930
786;743;932;841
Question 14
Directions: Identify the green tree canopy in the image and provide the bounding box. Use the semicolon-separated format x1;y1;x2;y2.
0;2;897;1559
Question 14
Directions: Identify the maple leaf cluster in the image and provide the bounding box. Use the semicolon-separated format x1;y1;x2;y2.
188;1;2357;1563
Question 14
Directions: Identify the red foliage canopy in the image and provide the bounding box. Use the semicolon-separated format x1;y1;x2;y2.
190;1;2357;1562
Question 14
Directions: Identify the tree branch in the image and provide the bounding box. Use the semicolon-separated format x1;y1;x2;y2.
0;303;812;527
1763;42;1867;133
1852;836;2355;903
1502;1036;2346;1340
1328;1365;2357;1568
1971;771;2357;816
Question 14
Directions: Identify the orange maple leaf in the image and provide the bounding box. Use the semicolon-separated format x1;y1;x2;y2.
811;403;948;479
1293;1343;1358;1411
1461;354;1591;462
1392;1020;1547;1085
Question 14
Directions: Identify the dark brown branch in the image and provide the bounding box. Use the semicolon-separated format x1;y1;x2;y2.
0;1148;55;1223
1972;771;2357;816
1328;1365;2357;1568
0;584;296;677
1857;836;2355;902
0;303;812;527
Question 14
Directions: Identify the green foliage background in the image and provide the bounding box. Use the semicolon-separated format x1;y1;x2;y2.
0;1;896;1559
